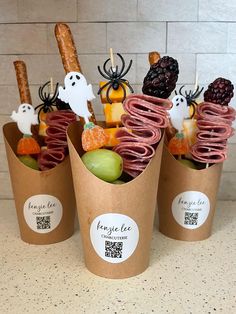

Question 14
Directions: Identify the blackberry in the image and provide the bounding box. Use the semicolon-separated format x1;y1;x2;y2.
142;56;179;99
204;77;234;106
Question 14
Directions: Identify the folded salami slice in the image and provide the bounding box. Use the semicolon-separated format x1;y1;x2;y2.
46;125;68;141
116;115;162;145
38;149;65;171
191;141;227;163
113;142;155;177
196;120;233;142
123;94;172;128
197;102;236;125
38;110;76;170
46;110;76;125
190;101;236;163
45;137;68;152
113;94;171;177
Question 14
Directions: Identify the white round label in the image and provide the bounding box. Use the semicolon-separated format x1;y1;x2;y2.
90;213;139;264
23;194;63;233
172;191;210;229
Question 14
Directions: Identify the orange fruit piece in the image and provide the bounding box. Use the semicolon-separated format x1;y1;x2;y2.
17;136;41;155
168;132;189;155
82;122;108;152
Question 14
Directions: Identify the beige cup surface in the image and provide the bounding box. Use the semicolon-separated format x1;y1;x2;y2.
157;145;223;241
3;122;76;245
67;121;164;279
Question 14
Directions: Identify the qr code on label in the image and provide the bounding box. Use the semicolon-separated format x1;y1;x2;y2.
36;216;51;230
184;212;198;225
105;241;123;258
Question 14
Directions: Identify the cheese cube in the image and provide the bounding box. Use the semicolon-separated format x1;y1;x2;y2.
104;128;121;147
103;102;126;127
99;81;130;104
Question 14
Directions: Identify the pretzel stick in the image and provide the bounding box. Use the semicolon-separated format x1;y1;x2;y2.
13;61;32;104
54;23;96;124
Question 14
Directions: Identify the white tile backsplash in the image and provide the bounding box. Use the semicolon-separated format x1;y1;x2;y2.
138;0;198;22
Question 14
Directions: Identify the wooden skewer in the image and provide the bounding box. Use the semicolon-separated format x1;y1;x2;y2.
50;77;53;95
194;72;198;91
110;48;115;68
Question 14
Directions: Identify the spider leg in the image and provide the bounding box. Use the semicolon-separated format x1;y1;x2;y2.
193;85;199;95
116;53;125;77
97;81;111;95
119;59;133;79
104;58;113;77
38;86;44;102
179;85;185;96
97;65;110;80
41;81;50;96
106;83;114;104
38;106;44;122
35;103;43;111
193;86;204;99
120;79;134;93
185;90;188;97
119;82;127;102
189;103;196;119
175;90;178;95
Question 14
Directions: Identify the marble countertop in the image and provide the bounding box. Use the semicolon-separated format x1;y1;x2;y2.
0;200;235;314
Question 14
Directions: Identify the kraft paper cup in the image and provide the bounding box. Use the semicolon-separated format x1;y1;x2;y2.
67;121;164;279
157;145;223;241
3;122;76;245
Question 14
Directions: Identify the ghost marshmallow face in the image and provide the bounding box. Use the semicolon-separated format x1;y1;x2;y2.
169;95;190;132
11;103;38;135
65;72;86;88
18;103;34;114
58;71;95;123
172;95;187;108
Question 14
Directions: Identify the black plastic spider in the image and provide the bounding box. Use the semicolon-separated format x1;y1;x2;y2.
35;81;59;121
97;53;134;104
175;85;204;118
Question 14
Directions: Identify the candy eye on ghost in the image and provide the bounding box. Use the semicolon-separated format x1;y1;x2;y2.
70;76;73;80
76;75;80;80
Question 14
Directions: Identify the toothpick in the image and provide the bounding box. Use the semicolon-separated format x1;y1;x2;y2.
50;77;53;95
109;48;115;71
194;72;198;91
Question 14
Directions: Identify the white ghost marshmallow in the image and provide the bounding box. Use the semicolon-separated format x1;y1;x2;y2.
11;103;38;135
58;71;95;123
169;95;190;132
